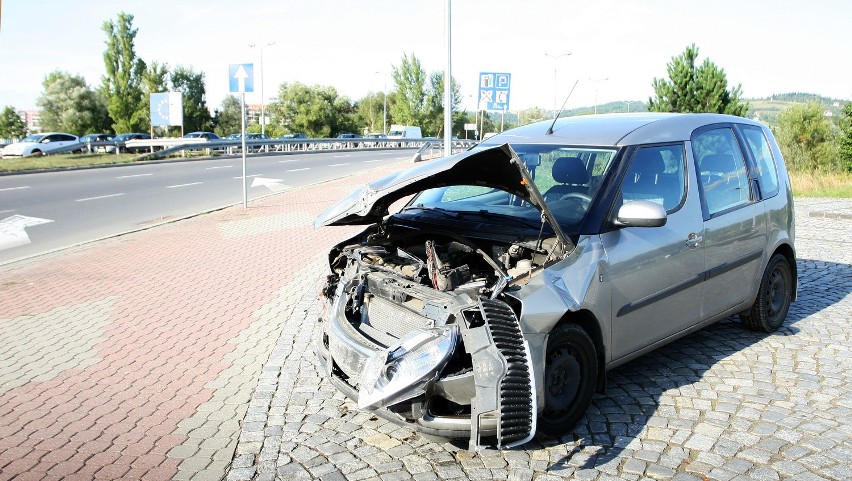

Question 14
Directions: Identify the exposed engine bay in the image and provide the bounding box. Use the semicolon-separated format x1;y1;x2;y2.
318;223;564;449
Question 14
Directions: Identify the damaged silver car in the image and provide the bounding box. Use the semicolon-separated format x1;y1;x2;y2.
314;113;796;449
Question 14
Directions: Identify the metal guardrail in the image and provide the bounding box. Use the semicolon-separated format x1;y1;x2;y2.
31;137;479;161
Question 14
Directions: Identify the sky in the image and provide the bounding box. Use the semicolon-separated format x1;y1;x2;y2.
0;0;850;115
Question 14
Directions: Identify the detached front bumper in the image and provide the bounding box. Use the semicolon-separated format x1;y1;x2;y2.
316;279;537;449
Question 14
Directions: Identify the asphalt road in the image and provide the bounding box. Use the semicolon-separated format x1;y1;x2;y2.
0;149;415;264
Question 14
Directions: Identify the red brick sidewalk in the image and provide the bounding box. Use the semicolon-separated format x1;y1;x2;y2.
0;161;407;480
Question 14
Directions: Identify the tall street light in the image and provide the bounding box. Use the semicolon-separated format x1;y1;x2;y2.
545;52;571;119
589;77;608;115
250;41;275;135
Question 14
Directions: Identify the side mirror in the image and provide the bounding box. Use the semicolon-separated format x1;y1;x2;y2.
615;200;667;227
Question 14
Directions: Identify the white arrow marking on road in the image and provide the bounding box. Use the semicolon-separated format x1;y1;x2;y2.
234;65;249;93
0;215;53;251
250;177;289;193
0;186;30;192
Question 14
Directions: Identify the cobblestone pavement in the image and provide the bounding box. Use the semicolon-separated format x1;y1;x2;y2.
225;198;852;481
0;158;849;481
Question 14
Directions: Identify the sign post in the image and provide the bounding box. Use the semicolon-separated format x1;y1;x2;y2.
229;63;254;209
477;72;511;134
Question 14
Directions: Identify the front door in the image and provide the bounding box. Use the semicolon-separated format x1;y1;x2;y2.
602;144;705;361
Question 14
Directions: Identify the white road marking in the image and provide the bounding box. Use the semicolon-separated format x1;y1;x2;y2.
395;157;409;160
0;215;53;251
233;174;263;179
286;168;310;172
115;173;153;179
166;182;203;189
328;163;350;167
76;193;125;202
0;186;30;192
364;159;384;163
278;159;298;163
206;165;233;170
0;209;14;214
333;154;351;158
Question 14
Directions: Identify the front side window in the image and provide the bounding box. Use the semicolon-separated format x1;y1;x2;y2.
740;125;779;199
692;128;751;216
619;144;686;213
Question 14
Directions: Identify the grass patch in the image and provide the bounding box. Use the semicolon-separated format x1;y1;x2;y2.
0;153;145;173
789;170;852;198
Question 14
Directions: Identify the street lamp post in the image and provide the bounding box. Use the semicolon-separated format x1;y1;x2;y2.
545;52;571;119
589;77;608;115
250;41;275;135
625;100;634;113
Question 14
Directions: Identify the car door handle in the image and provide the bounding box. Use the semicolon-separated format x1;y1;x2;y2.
686;233;703;248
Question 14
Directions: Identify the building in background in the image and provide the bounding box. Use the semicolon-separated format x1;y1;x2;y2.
17;110;41;133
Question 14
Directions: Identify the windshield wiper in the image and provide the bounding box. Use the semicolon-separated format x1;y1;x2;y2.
400;206;463;219
457;209;543;230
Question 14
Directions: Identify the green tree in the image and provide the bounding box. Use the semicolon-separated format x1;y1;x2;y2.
0;106;27;139
838;101;852;171
390;53;429;128
356;91;389;134
267;82;354;138
425;71;464;137
170;66;212;133
37;71;111;136
212;95;245;137
776;102;839;172
102;12;147;133
649;44;748;117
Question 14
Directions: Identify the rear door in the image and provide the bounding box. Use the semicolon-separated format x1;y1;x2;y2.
602;143;705;361
691;126;766;319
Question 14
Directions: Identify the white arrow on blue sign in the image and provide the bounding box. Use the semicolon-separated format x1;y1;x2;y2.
229;64;254;93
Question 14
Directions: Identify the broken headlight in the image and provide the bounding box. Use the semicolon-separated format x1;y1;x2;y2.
358;326;458;409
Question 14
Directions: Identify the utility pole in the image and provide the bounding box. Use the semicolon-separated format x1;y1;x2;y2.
545;52;571;119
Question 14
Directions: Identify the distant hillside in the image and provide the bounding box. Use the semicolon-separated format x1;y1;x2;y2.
747;93;847;127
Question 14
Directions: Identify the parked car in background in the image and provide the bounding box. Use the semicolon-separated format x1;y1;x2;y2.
225;133;242;140
184;131;220;140
1;132;79;158
364;133;387;139
80;133;116;153
113;133;151;153
315;113;796;449
280;133;308;140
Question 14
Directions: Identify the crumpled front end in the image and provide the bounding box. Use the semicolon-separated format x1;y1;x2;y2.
315;229;541;449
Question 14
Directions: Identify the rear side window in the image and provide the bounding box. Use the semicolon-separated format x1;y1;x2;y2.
620;144;686;213
692;128;751;216
740;125;779;198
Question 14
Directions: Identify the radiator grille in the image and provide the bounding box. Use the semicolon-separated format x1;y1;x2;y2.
364;296;433;340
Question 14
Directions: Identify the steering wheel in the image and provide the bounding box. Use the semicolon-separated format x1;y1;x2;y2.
558;192;593;208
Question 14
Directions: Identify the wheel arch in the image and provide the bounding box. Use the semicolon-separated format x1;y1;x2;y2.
772;243;797;300
556;310;607;393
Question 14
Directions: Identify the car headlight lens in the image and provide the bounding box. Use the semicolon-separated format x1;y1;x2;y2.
358;325;458;409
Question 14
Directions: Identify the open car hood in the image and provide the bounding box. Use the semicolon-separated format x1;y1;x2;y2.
315;144;571;249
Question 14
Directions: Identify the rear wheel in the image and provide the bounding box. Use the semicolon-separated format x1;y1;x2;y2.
741;254;793;332
538;323;598;436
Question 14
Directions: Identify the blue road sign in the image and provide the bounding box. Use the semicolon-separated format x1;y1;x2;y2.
229;64;254;93
478;72;511;111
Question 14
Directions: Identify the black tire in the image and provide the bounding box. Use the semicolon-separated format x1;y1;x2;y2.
538;323;598;436
30;149;43;157
741;254;793;332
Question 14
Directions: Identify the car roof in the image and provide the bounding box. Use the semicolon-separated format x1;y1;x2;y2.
486;113;767;147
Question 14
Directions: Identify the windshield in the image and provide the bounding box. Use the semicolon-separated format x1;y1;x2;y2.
406;145;617;233
21;135;44;143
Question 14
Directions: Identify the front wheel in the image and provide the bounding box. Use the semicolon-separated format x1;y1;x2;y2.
741;254;793;332
538;323;598;436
